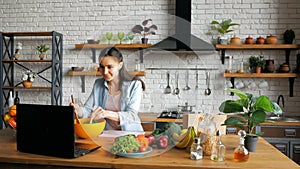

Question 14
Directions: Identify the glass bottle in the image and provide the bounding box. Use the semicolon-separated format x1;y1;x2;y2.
225;56;233;73
14;91;20;104
210;130;226;161
135;59;140;71
190;137;203;160
8;91;14;108
233;130;249;161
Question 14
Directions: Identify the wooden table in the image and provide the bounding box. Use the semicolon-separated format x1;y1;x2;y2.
0;129;299;169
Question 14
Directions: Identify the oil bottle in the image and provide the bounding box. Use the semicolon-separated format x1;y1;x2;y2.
233;130;249;161
210;130;226;161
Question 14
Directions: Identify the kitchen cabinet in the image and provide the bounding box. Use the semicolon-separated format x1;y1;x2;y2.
0;31;63;129
256;124;300;165
217;44;300;97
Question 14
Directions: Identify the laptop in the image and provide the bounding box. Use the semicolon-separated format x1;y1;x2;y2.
16;104;101;158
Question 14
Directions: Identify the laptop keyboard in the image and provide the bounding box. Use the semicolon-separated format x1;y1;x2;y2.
74;146;90;155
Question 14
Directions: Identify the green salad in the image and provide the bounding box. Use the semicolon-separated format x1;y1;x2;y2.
110;134;140;154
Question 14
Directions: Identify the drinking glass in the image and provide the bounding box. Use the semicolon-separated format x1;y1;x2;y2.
127;32;134;44
117;32;124;44
106;32;113;44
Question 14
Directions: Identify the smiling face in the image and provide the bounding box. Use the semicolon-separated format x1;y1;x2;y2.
99;56;123;82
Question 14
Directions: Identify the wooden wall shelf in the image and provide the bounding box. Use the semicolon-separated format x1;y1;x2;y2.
224;73;297;97
216;44;300;64
75;44;152;63
68;71;146;92
2;60;52;63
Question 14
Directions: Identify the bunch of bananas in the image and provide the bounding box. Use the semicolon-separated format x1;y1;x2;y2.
173;126;197;149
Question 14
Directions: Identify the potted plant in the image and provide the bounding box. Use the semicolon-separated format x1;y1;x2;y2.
283;29;295;44
21;70;36;88
219;88;282;151
249;55;266;73
132;19;158;44
35;44;50;60
210;19;240;44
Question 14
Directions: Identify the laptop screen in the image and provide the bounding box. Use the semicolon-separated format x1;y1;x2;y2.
17;104;76;158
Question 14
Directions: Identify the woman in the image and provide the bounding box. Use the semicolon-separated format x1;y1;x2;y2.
71;46;145;131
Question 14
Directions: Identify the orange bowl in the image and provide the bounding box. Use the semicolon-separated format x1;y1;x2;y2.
74;118;106;139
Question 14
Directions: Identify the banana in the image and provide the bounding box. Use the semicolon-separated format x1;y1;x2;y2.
173;129;188;142
181;129;188;135
175;127;193;149
185;127;197;150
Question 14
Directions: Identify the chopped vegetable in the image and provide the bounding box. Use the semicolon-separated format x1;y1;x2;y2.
110;135;140;155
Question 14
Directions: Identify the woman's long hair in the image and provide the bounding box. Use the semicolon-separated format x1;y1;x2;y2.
99;46;145;91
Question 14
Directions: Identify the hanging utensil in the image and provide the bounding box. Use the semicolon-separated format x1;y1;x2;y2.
195;70;199;90
205;71;211;95
164;71;171;94
174;72;180;95
183;70;191;90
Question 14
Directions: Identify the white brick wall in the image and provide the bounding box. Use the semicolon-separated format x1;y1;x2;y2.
1;0;300;116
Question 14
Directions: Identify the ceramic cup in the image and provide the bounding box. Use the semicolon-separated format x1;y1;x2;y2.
235;81;245;89
247;81;257;90
258;80;269;89
225;80;233;88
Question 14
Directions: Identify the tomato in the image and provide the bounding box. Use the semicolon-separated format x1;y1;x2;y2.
136;134;145;140
8;117;17;129
139;146;147;152
127;149;134;153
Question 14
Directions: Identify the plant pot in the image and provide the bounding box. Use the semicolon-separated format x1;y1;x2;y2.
284;38;294;44
255;67;262;73
14;53;20;60
141;38;148;44
22;81;33;88
218;36;228;44
39;53;44;60
245;136;258;152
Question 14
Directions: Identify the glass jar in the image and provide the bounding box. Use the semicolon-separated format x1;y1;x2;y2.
190;137;203;160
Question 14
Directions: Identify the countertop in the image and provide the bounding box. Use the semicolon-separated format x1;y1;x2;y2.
0;129;299;169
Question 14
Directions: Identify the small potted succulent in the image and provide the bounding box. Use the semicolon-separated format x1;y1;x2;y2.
219;88;282;151
132;19;158;44
249;55;266;73
35;44;50;60
210;19;240;44
283;29;295;44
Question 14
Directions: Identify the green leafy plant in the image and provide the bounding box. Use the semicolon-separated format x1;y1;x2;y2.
249;55;266;70
219;88;282;137
35;44;49;54
132;19;158;38
210;19;240;35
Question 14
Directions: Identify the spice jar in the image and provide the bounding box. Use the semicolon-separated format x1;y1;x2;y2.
256;36;265;44
245;36;254;44
266;35;278;44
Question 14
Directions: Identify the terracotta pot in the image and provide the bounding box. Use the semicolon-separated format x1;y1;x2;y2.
279;63;290;73
230;36;241;45
14;53;19;60
255;67;262;73
256;36;265;44
22;81;33;88
39;53;44;60
266;35;278;44
245;36;254;44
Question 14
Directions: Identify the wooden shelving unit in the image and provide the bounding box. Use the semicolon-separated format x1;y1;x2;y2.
224;73;298;97
74;44;152;63
216;44;300;64
68;70;146;92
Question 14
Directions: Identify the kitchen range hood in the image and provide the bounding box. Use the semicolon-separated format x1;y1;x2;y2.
150;0;215;51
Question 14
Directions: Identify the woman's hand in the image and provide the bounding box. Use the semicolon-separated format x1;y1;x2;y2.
69;102;83;117
90;106;119;122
